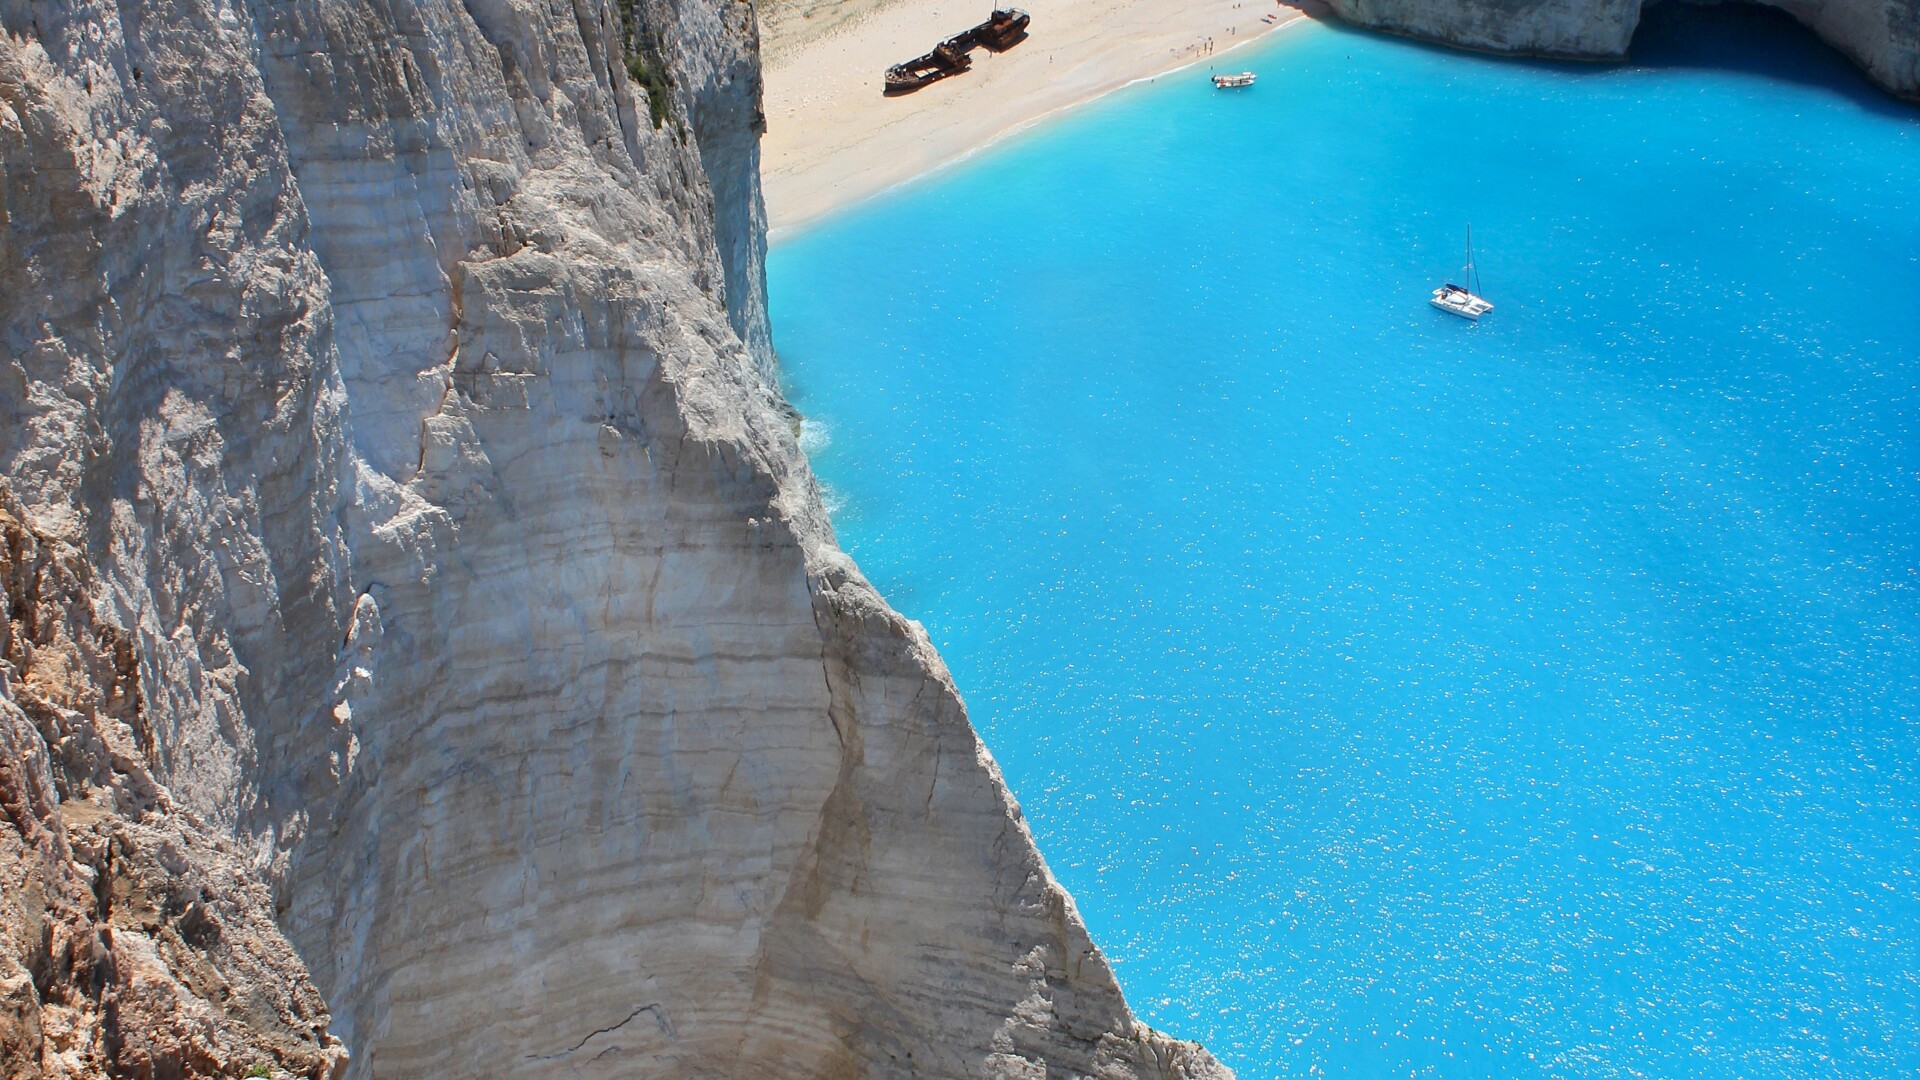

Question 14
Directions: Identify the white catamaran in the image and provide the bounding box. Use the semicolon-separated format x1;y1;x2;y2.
1430;225;1494;320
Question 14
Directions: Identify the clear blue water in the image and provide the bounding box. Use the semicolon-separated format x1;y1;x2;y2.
767;7;1920;1077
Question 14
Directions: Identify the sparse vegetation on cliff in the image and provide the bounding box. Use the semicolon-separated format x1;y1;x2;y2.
615;0;676;128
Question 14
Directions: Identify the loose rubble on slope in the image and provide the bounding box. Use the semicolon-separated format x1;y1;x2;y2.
2;489;346;1078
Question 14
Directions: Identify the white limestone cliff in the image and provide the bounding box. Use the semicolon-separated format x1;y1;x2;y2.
1325;0;1920;98
0;0;1228;1076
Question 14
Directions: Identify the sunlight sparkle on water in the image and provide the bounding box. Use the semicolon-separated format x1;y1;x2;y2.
770;8;1920;1077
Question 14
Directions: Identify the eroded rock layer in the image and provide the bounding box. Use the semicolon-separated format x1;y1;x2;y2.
0;0;1225;1076
1325;0;1920;98
2;490;347;1078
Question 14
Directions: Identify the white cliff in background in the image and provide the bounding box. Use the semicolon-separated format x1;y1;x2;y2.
1326;0;1920;99
0;0;1226;1076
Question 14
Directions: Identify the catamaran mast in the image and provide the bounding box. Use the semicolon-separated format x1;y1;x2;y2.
1465;224;1478;296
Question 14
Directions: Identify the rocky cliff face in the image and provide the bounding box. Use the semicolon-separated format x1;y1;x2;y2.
0;1;1226;1077
2;489;348;1078
1325;0;1920;98
1327;0;1641;58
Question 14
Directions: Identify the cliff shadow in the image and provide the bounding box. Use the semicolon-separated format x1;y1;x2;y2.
1627;0;1919;118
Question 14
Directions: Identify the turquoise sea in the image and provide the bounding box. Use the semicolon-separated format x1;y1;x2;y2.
768;6;1920;1077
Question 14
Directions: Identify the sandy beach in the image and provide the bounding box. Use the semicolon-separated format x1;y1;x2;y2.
759;0;1316;234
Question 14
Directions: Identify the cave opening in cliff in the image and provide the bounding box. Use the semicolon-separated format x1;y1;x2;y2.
1629;0;1910;111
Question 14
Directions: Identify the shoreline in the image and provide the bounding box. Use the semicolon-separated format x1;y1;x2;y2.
760;0;1324;237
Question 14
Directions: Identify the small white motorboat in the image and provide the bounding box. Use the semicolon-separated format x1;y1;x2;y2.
1212;71;1256;88
1431;225;1494;320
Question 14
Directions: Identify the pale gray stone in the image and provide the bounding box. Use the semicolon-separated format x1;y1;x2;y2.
0;1;1227;1076
1326;0;1920;99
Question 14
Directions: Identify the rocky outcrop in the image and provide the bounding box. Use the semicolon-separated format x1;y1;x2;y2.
1324;0;1920;98
1762;0;1920;95
1326;0;1641;58
0;0;1226;1077
2;491;347;1078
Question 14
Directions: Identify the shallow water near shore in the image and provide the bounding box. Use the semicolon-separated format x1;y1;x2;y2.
769;7;1920;1078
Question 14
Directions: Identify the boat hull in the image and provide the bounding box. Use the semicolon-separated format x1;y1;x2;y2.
884;9;1028;93
1430;287;1493;320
